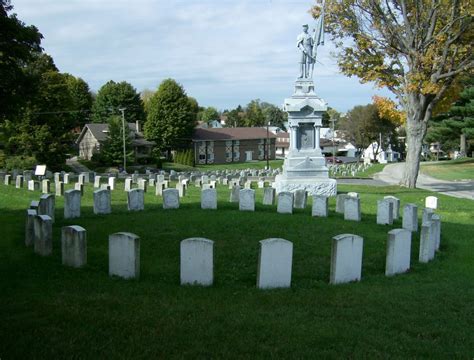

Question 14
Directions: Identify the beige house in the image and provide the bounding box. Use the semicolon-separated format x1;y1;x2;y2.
76;122;154;160
192;127;276;165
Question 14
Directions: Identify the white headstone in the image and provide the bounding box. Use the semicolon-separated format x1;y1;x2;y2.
55;181;64;197
262;187;275;205
257;238;293;289
385;229;411;276
34;214;52;256
74;182;84;195
425;196;438;210
124;178;133;191
277;192;294;214
344;197;361;221
25;209;37;247
63;173;70;184
180;238;214;286
312;195;328;217
330;234;363;284
239;189;255;211
163;188;180;209
293;189;307;209
419;221;435;263
155;182;165;196
383;196;400;219
127;189;145;211
230;185;240;202
138;179;147;192
39;194;55;222
64;189;81;219
108;177;116;190
377;199;394;225
94;175;101;188
28;179;36;191
176;182;186;197
201;188;217;210
402;204;418;232
432;214;441;251
4;174;11;185
93;189;111;214
109;232;140;279
41;179;50;194
61;225;87;268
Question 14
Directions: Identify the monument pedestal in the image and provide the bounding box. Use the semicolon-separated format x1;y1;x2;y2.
274;79;337;196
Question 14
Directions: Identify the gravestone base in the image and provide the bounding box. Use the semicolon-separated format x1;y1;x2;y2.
274;175;336;197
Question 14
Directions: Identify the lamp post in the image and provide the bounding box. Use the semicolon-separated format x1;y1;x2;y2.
266;121;270;169
118;107;127;173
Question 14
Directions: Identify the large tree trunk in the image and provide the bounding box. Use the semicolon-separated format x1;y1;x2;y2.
400;94;431;188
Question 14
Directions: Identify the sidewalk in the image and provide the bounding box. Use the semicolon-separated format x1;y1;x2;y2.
374;162;474;200
66;156;91;173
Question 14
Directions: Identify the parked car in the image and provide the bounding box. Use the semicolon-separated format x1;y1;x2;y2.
326;157;343;164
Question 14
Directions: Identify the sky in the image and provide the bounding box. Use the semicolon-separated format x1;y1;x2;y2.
11;0;394;112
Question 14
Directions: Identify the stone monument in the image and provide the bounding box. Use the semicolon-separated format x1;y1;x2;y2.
274;4;337;196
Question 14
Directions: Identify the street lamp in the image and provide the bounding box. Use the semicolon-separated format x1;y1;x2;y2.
118;107;127;173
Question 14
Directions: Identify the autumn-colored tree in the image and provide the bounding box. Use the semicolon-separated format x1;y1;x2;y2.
372;96;405;126
314;0;473;187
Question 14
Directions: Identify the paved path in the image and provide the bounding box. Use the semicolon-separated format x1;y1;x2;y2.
66;156;91;173
374;162;474;200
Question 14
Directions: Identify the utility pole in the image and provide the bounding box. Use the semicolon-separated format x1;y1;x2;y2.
119;108;127;173
266;121;270;169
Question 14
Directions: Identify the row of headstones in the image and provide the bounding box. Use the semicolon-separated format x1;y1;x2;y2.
328;162;373;177
24;224;441;289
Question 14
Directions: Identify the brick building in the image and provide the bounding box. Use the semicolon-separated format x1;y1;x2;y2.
192;127;276;165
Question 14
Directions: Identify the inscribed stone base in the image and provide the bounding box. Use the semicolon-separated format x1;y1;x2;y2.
274;175;336;197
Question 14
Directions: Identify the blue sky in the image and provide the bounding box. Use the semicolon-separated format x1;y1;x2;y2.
12;0;393;112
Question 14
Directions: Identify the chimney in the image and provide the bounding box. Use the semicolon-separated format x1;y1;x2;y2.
136;120;141;134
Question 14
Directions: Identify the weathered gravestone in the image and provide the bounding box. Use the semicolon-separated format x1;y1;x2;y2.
277;192;294;214
16;175;24;189
432;214;441;251
330;234;363;284
42;179;50;194
124;178;133;192
239;189;255;211
138;179;147;192
109;232;140;279
64;189;81;219
383;196;400;219
30;200;39;211
377;199;393;225
25;209;37;247
163;188;180;209
4;174;11;185
419;221;435;263
402;204;418;232
257;238;293;289
94;176;101;188
74;183;84;195
39;194;55;222
229;185;240;203
201;188;217;210
176;182;186;197
422;207;434;224
344;197;361;222
34;215;53;256
262;187;275;205
127;189;144;211
180;238;214;286
293;189;307;209
93;189;111;214
61;225;87;268
335;194;347;213
312;195;328;217
385;229;411;276
155;182;165;196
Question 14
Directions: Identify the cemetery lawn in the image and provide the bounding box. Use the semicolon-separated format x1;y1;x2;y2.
1;183;473;358
421;158;474;181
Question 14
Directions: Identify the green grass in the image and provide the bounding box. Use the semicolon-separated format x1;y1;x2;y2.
421;158;474;181
354;163;387;178
0;181;473;358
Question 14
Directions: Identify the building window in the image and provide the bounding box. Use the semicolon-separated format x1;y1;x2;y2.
199;154;206;160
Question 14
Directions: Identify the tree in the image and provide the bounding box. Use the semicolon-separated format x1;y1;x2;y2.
426;77;474;155
99;116;134;166
225;106;245;128
200;107;220;124
144;79;196;158
243;99;265;127
92;80;145;124
187;96;200;122
316;0;473;187
261;102;288;130
64;74;93;128
338;103;397;161
0;0;43;123
323;107;342;128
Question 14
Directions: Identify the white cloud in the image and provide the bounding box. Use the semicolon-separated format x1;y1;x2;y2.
12;0;393;111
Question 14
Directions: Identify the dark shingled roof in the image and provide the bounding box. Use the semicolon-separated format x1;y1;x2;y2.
77;123;154;147
192;127;276;141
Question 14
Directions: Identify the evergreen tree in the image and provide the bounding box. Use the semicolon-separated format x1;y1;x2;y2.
144;79;195;158
100;116;134;166
92;80;145;124
426;77;474;156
